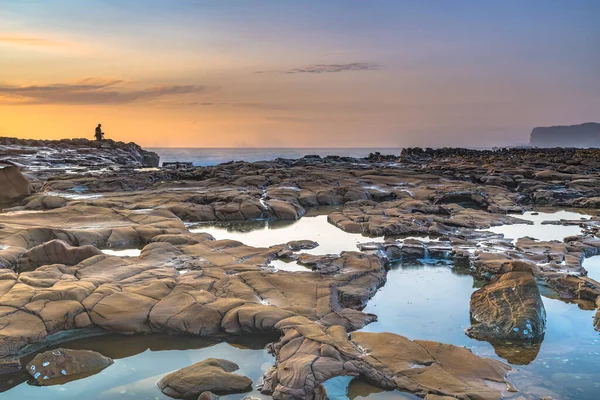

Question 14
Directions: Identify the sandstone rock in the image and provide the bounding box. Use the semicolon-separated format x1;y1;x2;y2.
198;392;219;400
351;331;511;399
24;195;67;210
26;348;113;385
286;240;319;251
157;358;252;398
262;316;511;400
466;271;546;341
16;239;103;272
0;165;32;204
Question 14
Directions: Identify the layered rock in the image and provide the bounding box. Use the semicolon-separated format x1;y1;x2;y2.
466;269;546;341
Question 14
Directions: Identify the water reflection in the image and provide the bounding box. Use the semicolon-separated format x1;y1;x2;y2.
486;210;592;242
583;255;600;282
2;334;276;400
190;209;384;258
101;249;142;257
359;259;600;399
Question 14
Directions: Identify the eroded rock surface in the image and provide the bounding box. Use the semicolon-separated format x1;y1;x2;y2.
261;316;511;400
26;348;113;385
2;146;600;398
466;269;546;341
157;358;252;398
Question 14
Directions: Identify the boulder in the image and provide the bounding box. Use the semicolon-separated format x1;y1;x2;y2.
26;348;113;385
157;358;252;398
466;271;546;341
286;240;319;251
0;165;32;204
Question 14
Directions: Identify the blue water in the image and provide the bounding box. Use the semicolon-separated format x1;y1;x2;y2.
149;148;402;166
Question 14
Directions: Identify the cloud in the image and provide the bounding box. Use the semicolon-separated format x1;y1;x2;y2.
186;102;289;110
256;62;380;74
0;79;212;105
0;35;63;48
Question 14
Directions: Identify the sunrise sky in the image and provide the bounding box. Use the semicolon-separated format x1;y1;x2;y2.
1;0;599;147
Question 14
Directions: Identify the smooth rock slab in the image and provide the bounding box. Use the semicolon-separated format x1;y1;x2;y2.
157;358;253;399
352;331;511;400
26;348;113;385
466;271;546;341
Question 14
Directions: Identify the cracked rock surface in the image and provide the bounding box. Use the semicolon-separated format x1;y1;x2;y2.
2;145;600;398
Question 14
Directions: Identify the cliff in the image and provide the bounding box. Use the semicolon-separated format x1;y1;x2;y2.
529;123;600;147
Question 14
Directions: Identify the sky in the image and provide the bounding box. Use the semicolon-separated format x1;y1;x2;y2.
0;0;599;148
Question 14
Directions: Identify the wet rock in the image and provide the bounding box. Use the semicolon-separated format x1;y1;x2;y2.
352;331;511;399
262;316;511;400
198;391;219;400
24;195;67;210
466;271;546;341
157;358;253;398
0;165;32;205
286;240;319;251
26;348;113;385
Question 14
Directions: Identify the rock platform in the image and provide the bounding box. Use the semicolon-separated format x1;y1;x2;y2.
1;144;600;399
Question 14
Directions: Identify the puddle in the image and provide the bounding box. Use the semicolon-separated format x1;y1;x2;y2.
190;211;384;256
269;259;312;272
2;334;275;400
485;210;592;242
583;255;600;282
46;191;104;200
101;249;142;257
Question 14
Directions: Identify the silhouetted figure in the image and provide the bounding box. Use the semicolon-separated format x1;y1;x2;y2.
94;124;105;147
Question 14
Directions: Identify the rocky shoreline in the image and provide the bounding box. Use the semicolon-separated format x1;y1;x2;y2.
2;141;600;399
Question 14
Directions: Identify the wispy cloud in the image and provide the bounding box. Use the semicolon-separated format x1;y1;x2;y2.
0;79;213;105
0;35;63;48
187;102;289;110
256;62;380;74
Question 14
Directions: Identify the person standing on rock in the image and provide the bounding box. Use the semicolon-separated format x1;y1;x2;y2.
94;123;105;147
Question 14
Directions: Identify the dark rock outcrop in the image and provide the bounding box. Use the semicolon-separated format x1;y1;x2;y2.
529;122;600;147
0;137;160;169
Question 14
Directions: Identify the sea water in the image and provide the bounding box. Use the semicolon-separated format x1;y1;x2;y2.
149;148;402;167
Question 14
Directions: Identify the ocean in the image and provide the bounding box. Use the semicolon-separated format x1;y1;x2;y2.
149;147;402;167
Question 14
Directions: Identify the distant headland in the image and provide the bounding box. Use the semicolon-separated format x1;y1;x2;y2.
529;122;600;147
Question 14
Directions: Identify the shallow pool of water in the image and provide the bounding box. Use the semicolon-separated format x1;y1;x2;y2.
486;210;592;242
101;249;142;257
583;255;600;283
360;260;600;399
190;210;384;257
1;334;275;400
